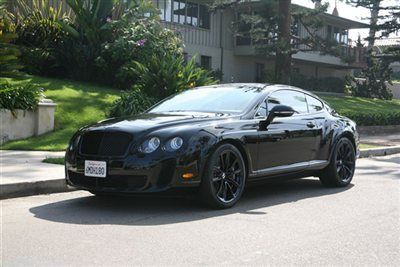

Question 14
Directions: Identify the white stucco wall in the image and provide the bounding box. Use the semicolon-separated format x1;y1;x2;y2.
0;102;57;144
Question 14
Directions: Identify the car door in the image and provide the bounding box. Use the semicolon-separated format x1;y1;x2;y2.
256;89;319;172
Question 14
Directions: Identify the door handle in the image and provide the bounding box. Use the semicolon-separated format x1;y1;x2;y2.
306;122;316;128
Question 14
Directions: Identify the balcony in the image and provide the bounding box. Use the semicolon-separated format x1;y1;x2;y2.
234;39;367;69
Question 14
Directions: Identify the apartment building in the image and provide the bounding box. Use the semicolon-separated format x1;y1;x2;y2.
152;0;368;83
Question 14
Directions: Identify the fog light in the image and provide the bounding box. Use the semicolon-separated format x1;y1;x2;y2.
182;173;194;179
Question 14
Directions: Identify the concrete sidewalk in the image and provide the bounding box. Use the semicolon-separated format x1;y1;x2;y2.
1;150;69;199
360;134;400;147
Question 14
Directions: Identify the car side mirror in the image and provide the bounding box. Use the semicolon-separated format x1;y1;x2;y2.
259;105;295;129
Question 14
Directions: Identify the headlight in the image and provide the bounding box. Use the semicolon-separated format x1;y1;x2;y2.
139;137;160;153
166;137;183;151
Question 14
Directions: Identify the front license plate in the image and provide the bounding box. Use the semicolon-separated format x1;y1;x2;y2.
84;160;107;178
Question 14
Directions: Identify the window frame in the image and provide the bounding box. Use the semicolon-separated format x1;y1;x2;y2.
254;89;326;119
304;93;325;114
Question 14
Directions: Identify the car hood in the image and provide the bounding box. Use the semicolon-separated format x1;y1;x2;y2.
80;112;233;135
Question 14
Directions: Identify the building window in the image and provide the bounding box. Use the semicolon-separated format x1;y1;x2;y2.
153;1;210;29
201;55;212;70
199;4;210;29
334;27;341;43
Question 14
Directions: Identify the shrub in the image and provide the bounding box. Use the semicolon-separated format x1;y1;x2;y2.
123;54;218;100
0;82;43;116
108;86;157;118
348;52;393;100
95;2;183;87
13;0;68;76
0;2;22;76
340;111;400;126
291;73;345;93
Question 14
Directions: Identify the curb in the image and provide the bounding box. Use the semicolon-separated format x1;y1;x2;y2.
359;145;400;158
0;179;75;200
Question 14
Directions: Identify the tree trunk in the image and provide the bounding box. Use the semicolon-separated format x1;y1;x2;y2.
368;0;380;47
275;0;292;84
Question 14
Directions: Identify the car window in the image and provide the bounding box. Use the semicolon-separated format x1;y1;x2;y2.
255;101;267;118
306;95;324;113
267;90;308;114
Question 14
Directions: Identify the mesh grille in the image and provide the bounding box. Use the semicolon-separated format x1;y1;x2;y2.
68;171;147;190
80;131;132;157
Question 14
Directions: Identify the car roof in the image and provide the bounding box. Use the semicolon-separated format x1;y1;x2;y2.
197;83;314;95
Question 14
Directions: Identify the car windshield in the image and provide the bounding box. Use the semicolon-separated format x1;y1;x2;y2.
148;86;263;114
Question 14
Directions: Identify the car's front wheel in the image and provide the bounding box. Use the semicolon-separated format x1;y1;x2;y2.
319;137;356;187
200;144;246;209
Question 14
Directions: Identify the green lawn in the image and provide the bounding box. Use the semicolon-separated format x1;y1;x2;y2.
1;75;120;151
319;95;400;114
2;75;400;151
42;157;65;165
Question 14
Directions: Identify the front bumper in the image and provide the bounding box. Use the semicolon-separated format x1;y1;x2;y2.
65;154;202;194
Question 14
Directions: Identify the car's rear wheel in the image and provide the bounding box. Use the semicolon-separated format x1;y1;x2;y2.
200;144;246;209
319;137;356;187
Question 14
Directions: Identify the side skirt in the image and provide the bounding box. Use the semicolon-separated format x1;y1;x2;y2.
248;160;329;181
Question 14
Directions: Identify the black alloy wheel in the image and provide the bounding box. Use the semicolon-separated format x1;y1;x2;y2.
335;139;356;183
319;137;356;187
200;144;246;209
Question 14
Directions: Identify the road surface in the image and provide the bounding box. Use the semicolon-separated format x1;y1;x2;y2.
1;154;399;266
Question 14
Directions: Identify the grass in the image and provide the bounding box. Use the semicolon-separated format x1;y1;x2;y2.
359;143;380;150
1;74;120;151
319;95;400;115
2;74;399;151
42;157;65;165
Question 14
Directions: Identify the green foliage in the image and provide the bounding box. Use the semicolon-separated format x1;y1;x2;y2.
0;3;22;76
0;82;43;115
340;111;400;126
95;1;183;87
291;74;346;93
348;53;393;100
108;86;157;117
124;54;218;100
54;0;118;80
42;157;65;165
320;94;400;126
0;75;120;151
13;0;68;76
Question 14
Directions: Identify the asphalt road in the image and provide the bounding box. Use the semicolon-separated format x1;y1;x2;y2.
2;154;399;266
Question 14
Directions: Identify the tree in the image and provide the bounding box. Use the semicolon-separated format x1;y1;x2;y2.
213;0;340;84
0;0;21;76
345;0;400;99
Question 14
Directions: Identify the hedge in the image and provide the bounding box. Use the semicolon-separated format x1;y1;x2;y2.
341;111;400;126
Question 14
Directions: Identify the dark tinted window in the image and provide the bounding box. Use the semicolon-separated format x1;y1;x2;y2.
306;95;324;113
149;86;262;114
267;90;308;114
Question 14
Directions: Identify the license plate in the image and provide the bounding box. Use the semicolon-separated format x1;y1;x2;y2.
84;160;107;178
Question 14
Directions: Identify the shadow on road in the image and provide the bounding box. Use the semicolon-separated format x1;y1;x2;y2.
30;178;353;226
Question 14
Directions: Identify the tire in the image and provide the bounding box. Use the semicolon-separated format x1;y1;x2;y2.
199;143;247;209
319;137;356;187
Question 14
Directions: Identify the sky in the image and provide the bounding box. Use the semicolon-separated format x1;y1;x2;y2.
292;0;399;44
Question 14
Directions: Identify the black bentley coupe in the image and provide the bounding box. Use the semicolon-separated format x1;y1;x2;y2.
65;84;359;208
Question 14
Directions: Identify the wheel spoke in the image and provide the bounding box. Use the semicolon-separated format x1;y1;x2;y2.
222;182;228;200
217;181;224;197
226;182;235;198
343;165;352;177
227;178;240;188
225;152;231;171
213;176;222;182
219;154;225;170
